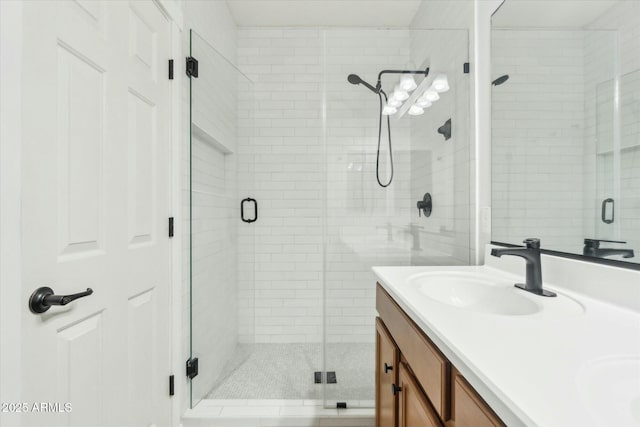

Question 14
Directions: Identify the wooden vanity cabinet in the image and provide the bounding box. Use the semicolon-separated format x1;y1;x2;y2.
376;318;398;427
398;362;443;427
376;284;506;427
450;368;505;427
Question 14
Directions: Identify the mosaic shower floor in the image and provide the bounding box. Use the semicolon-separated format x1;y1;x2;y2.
206;343;375;403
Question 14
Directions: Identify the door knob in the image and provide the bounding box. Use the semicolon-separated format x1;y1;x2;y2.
29;286;93;314
384;363;393;373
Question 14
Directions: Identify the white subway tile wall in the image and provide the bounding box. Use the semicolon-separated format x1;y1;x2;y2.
238;28;325;344
238;28;472;344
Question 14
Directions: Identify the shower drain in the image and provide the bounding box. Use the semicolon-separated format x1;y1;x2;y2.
313;371;337;384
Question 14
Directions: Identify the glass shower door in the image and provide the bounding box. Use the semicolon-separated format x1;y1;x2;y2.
321;28;471;408
188;29;255;408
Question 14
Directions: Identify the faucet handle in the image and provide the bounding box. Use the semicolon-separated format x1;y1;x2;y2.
523;238;540;249
584;238;627;249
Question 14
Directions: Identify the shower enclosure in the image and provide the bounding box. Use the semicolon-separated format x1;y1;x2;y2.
187;27;471;410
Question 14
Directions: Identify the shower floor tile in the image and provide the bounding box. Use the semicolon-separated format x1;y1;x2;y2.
206;343;374;402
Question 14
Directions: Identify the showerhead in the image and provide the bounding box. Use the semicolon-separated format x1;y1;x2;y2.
347;74;379;94
492;75;509;86
348;74;362;85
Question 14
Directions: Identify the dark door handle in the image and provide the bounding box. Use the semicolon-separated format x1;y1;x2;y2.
241;197;258;223
29;287;93;314
601;198;614;224
384;363;393;373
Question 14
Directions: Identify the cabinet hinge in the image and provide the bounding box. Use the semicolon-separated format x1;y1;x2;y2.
168;59;174;80
168;217;174;238
186;56;199;78
463;62;470;74
169;374;175;396
186;357;199;379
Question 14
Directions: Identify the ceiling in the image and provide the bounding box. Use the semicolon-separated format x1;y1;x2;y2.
492;0;620;28
225;0;423;27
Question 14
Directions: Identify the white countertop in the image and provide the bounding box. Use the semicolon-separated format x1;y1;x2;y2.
373;259;640;427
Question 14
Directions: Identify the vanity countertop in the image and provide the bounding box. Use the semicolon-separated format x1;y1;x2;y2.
373;258;640;427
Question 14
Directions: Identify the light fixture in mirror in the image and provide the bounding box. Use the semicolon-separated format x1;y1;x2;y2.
491;0;640;268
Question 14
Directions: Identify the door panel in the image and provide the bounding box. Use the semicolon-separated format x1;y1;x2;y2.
20;1;172;426
376;318;398;427
398;363;442;427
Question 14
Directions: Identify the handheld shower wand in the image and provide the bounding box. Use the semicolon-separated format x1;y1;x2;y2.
347;74;379;94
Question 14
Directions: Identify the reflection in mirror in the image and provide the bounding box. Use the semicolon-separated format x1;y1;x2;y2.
491;0;640;267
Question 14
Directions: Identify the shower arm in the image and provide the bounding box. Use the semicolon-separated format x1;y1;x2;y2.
375;67;430;92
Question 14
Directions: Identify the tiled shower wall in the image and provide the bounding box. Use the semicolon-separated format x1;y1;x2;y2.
237;28;471;344
409;30;471;265
238;28;325;343
323;29;412;344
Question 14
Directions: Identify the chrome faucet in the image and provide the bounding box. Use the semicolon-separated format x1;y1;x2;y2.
490;238;556;297
583;239;635;259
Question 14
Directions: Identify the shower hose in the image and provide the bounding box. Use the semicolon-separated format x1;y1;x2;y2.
376;90;393;187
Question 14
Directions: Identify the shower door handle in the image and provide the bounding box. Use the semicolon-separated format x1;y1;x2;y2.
601;198;614;224
241;197;258;223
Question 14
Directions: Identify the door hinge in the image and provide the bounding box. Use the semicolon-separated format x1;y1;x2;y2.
463;62;470;74
186;56;199;78
169;374;175;396
168;59;174;80
168;217;174;238
186;357;199;379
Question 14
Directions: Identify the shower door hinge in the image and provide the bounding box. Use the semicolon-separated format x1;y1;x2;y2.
463;62;470;74
168;217;174;237
168;59;174;80
169;374;175;396
186;357;199;379
186;56;199;78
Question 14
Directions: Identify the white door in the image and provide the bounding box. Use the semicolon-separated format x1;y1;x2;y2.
19;1;172;426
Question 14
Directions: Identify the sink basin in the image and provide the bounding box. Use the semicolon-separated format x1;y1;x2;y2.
578;356;640;426
408;272;541;315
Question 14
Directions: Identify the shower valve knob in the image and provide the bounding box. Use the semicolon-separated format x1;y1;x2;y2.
416;193;432;217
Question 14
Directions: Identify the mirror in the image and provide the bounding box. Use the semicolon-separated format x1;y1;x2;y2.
491;0;640;267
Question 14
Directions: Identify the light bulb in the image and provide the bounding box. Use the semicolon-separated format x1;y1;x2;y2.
424;90;439;102
433;74;449;92
382;105;397;115
416;97;432;108
393;85;409;101
387;98;402;108
400;74;417;91
408;105;424;116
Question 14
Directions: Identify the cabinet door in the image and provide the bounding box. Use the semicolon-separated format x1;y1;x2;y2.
451;369;505;427
376;318;399;427
398;363;443;427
